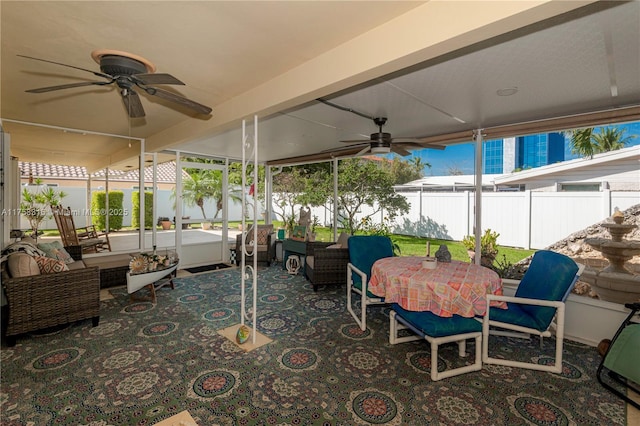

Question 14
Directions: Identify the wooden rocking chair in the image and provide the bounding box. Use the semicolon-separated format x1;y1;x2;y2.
51;205;111;253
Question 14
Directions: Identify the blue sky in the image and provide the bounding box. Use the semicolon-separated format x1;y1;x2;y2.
399;122;640;176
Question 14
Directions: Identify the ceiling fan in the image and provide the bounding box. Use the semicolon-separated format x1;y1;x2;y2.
340;117;426;156
19;50;212;118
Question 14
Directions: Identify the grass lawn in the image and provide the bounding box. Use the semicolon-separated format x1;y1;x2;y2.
305;226;535;267
40;222;535;268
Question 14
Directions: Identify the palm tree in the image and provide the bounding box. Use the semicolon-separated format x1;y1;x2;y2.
569;126;633;159
410;156;431;175
181;171;218;219
569;128;595;158
592;127;634;152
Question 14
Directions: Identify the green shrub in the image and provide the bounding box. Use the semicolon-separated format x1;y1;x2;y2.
132;191;153;229
91;191;124;231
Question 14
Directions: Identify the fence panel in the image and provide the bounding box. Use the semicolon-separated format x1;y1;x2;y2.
611;192;640;212
479;192;530;248
529;192;605;248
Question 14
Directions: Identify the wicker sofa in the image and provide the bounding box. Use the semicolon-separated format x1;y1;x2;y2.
1;252;100;347
304;233;351;292
65;245;130;289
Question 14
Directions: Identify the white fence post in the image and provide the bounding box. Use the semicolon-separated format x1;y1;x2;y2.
524;190;532;250
603;188;612;218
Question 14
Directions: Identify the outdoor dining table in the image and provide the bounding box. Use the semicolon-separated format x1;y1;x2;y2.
368;256;506;317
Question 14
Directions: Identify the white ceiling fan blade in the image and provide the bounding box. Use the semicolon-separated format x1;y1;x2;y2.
356;146;372;156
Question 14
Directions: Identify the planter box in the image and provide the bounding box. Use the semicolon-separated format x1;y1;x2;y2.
501;279;629;347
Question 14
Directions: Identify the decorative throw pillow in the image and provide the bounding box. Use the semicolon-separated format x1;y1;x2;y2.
256;228;271;245
37;241;75;264
7;253;41;277
245;225;273;245
34;255;69;274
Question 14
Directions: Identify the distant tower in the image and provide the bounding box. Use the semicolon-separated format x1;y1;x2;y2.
516;132;565;169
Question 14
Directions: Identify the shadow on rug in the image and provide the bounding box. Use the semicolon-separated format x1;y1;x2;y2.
184;263;232;274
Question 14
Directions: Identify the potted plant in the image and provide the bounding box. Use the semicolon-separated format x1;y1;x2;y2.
157;217;172;230
462;228;500;268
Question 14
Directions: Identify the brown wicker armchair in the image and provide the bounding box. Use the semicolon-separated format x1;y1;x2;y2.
234;225;275;266
304;241;350;292
1;255;100;347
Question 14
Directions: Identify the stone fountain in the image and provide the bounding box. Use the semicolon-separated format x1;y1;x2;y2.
583;209;640;304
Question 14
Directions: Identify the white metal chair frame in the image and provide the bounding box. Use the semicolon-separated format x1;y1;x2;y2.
346;262;386;331
390;310;482;381
482;263;585;373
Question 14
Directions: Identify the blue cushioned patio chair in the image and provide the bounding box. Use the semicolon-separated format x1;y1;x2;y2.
482;250;585;373
347;235;394;330
390;304;483;381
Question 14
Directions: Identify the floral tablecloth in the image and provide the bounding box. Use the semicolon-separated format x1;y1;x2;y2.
368;257;506;317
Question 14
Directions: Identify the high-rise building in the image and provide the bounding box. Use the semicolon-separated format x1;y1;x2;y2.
484;132;565;174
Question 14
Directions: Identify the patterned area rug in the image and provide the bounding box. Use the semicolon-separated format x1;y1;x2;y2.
0;265;629;425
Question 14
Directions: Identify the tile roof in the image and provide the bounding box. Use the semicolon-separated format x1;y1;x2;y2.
19;161;185;183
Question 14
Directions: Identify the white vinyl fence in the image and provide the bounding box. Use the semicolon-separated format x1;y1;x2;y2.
299;190;639;250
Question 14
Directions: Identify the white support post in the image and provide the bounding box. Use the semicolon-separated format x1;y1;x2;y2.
86;178;91;228
265;165;272;226
151;152;158;250
105;168;109;233
222;158;229;261
175;152;183;261
524;190;532;250
139;139;145;251
333;157;338;241
473;129;484;265
240;116;260;345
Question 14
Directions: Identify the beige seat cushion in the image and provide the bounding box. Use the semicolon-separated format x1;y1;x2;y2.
337;232;350;248
83;253;132;269
306;256;314;268
7;253;41;278
67;260;87;270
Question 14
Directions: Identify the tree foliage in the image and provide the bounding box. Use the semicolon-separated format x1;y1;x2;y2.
178;160;245;220
301;158;410;234
180;170;219;219
272;167;311;222
20;179;66;238
383;156;427;184
569;126;634;158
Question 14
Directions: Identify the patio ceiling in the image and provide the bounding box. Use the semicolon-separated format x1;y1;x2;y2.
2;1;639;172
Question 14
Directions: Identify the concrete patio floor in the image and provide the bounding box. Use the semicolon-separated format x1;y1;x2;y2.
37;228;241;253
